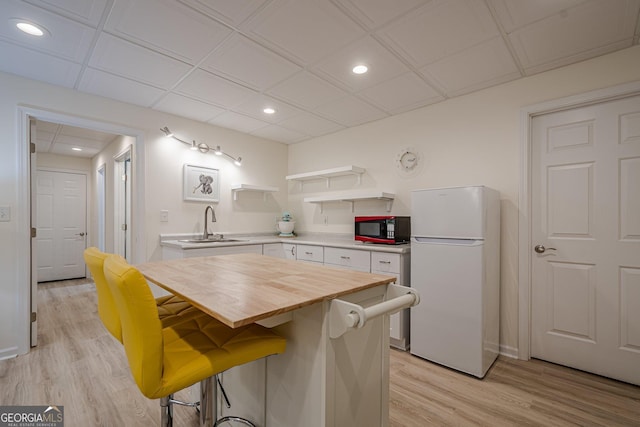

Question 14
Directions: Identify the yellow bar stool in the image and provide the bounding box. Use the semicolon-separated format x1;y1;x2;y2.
103;254;286;427
84;247;198;343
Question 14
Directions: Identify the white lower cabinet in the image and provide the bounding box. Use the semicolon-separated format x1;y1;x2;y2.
323;247;370;272
162;240;410;350
296;244;323;264
263;243;296;259
371;252;411;350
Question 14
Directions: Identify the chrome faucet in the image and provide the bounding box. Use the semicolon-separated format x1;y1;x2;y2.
203;205;217;240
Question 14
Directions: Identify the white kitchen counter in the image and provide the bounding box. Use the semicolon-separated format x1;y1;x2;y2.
159;232;410;254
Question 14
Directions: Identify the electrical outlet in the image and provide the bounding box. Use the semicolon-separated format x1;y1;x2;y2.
160;210;169;222
0;206;10;222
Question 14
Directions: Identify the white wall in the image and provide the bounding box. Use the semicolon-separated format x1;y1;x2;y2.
0;71;287;357
2;45;639;359
288;45;640;354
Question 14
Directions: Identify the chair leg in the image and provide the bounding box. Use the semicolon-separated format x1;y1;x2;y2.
160;395;173;427
200;376;216;427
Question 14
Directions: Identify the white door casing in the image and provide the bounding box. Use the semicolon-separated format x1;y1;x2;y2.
530;94;640;385
114;148;132;262
29;117;37;347
36;170;87;282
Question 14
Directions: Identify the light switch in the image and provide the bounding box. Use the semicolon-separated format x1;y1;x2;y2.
0;206;10;222
160;210;169;222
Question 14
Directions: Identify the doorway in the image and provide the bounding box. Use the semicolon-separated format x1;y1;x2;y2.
114;148;132;261
18;107;145;354
519;81;640;386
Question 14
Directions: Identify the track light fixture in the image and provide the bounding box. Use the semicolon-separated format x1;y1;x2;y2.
160;127;242;166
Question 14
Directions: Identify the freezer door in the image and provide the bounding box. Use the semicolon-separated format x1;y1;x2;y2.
411;186;485;239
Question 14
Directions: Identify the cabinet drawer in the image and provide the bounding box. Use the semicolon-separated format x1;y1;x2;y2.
296;245;323;263
371;252;400;274
324;247;370;272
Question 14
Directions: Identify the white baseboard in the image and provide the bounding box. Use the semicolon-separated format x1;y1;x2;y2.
0;346;19;361
499;345;520;359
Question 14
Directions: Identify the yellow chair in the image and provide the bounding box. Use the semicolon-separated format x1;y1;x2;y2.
84;247;196;342
103;254;286;427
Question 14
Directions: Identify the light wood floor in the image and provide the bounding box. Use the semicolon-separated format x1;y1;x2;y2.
1;279;639;426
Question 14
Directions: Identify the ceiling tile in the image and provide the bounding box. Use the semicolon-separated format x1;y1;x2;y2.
153;93;226;122
0;41;81;87
421;37;520;97
378;0;499;67
201;33;300;91
278;112;344;137
267;71;348;110
358;72;443;114
232;94;302;123
333;0;427;30
50;142;100;157
0;1;96;62
209;111;270;133
313;36;410;92
314;95;387;127
508;0;640;73
104;0;232;64
24;0;110;27
58;124;117;142
78;68;165;107
243;0;365;64
89;34;192;88
250;124;307;143
175;69;257;107
488;0;586;33
177;0;270;27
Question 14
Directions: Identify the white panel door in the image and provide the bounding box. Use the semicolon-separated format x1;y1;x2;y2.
531;94;640;385
36;170;87;282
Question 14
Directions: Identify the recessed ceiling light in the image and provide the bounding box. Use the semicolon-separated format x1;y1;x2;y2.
16;21;45;37
263;107;276;114
352;64;368;75
72;147;82;151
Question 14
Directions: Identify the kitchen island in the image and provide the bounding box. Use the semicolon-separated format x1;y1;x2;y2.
137;253;418;426
159;233;413;350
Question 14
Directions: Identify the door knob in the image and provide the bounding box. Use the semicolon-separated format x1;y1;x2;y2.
76;232;85;237
534;244;556;254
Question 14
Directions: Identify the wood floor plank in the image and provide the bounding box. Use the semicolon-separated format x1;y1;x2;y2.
1;279;638;427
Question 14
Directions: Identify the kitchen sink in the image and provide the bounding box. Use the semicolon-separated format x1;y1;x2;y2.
178;238;244;244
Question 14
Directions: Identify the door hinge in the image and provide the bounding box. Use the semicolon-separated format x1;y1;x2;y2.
31;312;37;322
31;227;37;238
121;224;127;231
30;142;36;154
122;174;128;182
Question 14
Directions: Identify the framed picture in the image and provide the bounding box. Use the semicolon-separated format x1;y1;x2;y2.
183;164;219;202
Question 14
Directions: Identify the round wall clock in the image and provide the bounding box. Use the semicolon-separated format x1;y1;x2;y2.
395;148;422;177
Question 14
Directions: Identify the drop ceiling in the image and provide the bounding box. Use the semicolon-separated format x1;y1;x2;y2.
34;119;119;158
2;0;639;146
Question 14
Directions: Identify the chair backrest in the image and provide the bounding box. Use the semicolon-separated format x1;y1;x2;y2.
83;247;122;342
103;254;164;397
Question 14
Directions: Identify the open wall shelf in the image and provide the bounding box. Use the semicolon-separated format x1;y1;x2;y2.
231;184;279;201
303;191;395;212
286;165;365;189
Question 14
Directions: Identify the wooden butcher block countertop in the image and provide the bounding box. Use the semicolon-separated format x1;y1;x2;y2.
137;253;396;328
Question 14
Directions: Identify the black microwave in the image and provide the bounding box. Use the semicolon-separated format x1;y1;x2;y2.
354;216;410;245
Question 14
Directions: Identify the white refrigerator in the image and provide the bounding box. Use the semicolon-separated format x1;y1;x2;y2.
410;186;500;378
